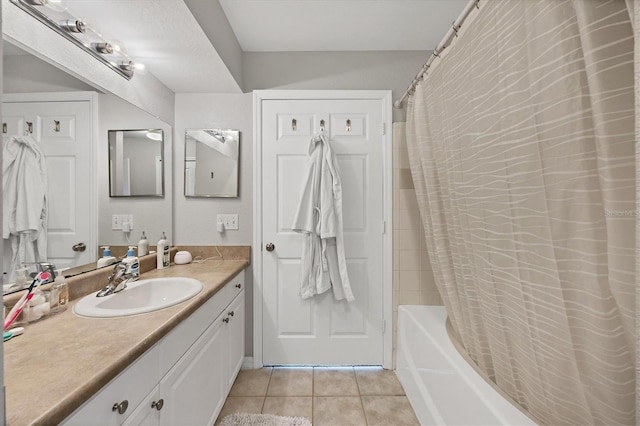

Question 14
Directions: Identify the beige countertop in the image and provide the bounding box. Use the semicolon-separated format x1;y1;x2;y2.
4;259;249;426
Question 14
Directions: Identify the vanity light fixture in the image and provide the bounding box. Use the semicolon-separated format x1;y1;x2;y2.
10;0;141;80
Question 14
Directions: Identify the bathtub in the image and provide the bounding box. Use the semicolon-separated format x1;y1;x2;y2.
396;305;537;425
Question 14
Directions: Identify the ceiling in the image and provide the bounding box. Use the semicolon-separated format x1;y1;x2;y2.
4;0;468;93
219;0;469;52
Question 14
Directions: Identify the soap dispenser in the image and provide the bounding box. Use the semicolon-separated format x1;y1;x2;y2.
137;231;149;256
97;246;117;268
122;246;140;277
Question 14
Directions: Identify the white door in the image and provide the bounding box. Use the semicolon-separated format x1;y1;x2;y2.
3;100;94;273
261;98;386;365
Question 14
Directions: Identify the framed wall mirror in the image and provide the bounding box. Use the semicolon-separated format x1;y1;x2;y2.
184;129;240;198
109;129;164;197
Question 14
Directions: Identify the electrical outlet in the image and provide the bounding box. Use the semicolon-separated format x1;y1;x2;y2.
217;214;239;230
112;214;134;231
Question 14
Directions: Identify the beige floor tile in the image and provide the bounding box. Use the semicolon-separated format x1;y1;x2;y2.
267;367;313;396
354;367;405;395
229;367;273;396
262;397;313;419
215;396;264;425
313;396;367;426
361;396;419;426
313;367;359;396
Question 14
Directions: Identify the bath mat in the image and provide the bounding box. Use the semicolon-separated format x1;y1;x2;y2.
219;412;312;426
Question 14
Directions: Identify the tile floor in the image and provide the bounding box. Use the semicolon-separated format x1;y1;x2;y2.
216;366;419;426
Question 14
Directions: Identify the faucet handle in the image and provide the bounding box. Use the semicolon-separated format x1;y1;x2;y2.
34;262;57;283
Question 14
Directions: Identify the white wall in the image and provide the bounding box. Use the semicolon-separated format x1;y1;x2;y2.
174;93;253;245
98;94;173;248
243;51;429;121
4;55;95;93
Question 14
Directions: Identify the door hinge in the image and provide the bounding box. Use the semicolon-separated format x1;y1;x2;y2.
381;221;386;234
382;319;386;334
381;122;386;135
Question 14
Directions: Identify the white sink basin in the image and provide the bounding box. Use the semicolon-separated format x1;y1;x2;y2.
73;277;203;318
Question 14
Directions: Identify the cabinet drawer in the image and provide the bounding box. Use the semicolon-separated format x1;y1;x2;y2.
64;343;160;425
160;269;245;375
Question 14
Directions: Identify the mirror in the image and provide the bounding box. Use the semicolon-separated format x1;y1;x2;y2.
185;129;240;197
2;40;173;286
109;129;165;197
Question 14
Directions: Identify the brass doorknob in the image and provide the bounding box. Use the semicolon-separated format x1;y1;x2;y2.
266;242;275;252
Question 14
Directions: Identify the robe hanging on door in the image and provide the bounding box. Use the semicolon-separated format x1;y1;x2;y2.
292;132;354;301
2;135;48;283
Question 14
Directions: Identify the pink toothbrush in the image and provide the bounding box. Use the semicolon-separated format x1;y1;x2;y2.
4;271;51;330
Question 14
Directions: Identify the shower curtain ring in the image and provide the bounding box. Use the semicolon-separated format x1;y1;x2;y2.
452;22;461;37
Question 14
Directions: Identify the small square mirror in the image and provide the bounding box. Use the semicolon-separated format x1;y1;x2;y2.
108;129;164;197
184;129;240;198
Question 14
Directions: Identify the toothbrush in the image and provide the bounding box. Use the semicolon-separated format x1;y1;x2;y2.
4;291;33;330
3;271;51;331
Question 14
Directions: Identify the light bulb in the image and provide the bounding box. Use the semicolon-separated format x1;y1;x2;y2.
108;39;127;55
43;0;68;12
133;62;147;75
91;42;113;54
58;19;86;33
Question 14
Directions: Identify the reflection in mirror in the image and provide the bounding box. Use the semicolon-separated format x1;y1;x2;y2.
109;129;164;197
185;129;240;198
3;40;173;290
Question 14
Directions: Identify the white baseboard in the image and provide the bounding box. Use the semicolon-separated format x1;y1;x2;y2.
242;357;254;370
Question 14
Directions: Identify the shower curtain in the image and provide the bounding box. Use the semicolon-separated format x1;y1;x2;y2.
405;1;635;425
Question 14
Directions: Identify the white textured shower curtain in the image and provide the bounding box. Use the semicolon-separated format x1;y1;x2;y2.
406;1;635;424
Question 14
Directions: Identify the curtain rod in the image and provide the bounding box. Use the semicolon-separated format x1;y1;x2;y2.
394;0;480;109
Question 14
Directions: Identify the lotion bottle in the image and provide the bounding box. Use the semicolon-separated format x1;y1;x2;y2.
97;246;117;268
157;232;170;269
137;231;149;256
122;246;140;277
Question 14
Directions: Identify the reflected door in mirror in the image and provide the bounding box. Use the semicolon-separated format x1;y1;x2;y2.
109;129;164;197
185;129;239;197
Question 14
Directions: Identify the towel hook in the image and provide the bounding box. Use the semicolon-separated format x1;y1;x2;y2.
346;119;352;132
26;122;33;135
2;123;6;134
54;120;60;132
291;118;297;131
320;119;325;132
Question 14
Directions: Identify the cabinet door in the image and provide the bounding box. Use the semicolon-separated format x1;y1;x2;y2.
226;291;245;390
63;344;160;426
122;385;161;426
159;315;227;426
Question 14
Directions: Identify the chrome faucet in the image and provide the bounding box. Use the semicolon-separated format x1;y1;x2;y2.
96;262;138;297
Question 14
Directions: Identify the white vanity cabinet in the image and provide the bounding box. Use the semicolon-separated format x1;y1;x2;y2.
64;270;245;426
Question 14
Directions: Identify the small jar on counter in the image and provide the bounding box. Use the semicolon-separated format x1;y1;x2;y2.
50;278;68;315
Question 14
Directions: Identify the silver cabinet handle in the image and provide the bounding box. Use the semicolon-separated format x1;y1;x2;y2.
112;400;128;415
228;311;234;317
235;283;242;289
223;317;230;323
151;399;164;411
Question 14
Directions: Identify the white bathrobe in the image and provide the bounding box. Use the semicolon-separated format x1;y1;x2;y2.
292;133;354;301
3;135;48;282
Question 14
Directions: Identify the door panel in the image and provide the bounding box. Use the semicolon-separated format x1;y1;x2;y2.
262;99;384;365
3;100;94;274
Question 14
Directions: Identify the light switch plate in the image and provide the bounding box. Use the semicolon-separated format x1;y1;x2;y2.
112;214;134;231
217;214;238;230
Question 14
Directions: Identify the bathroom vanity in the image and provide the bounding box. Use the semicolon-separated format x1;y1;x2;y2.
3;259;248;426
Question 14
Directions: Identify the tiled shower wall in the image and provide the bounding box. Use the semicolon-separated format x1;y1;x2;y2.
392;122;442;365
